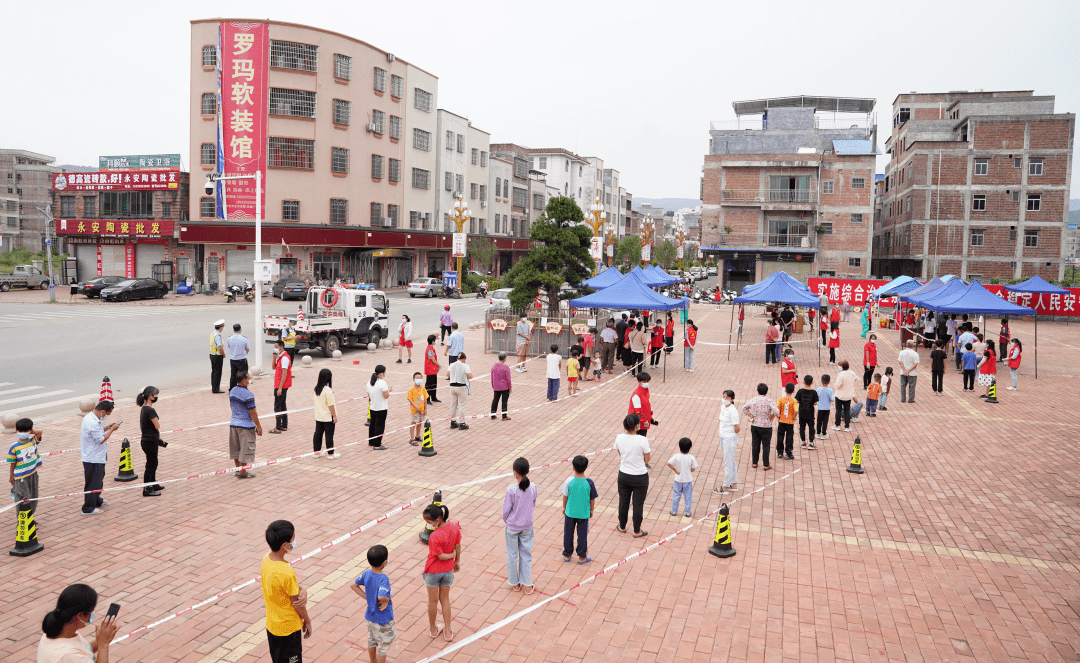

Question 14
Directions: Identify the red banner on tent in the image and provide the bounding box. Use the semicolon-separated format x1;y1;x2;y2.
807;277;1080;316
808;278;898;306
984;284;1080;317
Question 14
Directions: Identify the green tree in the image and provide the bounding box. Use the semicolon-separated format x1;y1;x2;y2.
468;236;498;276
504;196;592;314
685;243;699;265
654;239;677;269
615;235;641;271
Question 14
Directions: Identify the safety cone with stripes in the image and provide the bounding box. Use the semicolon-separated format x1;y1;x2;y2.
9;504;44;557
846;436;865;474
418;420;436;457
707;503;736;558
99;376;113;403
296;307;305;322
419;490;442;544
985;377;999;404
114;438;139;482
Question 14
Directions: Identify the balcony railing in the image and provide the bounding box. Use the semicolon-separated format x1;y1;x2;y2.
721;189;818;205
712;232;818;250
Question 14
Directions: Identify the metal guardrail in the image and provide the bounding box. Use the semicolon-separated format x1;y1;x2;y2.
483;306;622;357
721;189;818;204
716;232;818;249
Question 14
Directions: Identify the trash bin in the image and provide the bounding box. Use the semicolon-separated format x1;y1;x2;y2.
679;307;689;323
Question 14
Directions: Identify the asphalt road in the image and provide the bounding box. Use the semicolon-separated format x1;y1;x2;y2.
0;290;492;422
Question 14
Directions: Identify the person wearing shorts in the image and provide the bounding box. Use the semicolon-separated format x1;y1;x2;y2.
422;504;461;641
352;545;396;663
228;372;261;478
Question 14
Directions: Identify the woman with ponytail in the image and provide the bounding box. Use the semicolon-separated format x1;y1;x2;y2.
502;457;536;593
421;503;461;641
38;583;119;663
313;369;339;458
137;385;163;497
366;365;390;450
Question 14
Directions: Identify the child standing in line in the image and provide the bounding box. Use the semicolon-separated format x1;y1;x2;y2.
815;374;833;440
794;375;819;450
503;458;536;594
8;418;42;514
351;545;396;663
559;455;597;564
407;372;428;446
546;344;562;402
828;326;840;365
880;367;893;411
929;339;948;396
998;319;1010;363
866;374;883;417
591;351;603;382
775;382;798;460
961;343;979;392
667;437;699;517
566;349;581;397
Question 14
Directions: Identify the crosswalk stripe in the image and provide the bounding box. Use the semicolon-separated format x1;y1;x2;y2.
0;386;43;397
0;383;12;387
0;389;73;406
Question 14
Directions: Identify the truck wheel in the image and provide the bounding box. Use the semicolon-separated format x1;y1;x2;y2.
368;328;382;346
39;281;49;290
0;283;9;292
323;334;341;358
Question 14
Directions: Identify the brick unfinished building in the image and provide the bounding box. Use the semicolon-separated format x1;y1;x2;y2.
873;90;1075;281
703;96;878;292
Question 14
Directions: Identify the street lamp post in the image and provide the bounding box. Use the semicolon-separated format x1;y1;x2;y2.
674;228;687;273
34;206;57;303
586;198;607;275
448;195;471;286
206;170;264;374
604;229;617;268
640;217;655;265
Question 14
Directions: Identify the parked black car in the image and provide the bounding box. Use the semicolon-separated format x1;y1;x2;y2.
272;278;309;300
100;278;169;302
78;276;126;298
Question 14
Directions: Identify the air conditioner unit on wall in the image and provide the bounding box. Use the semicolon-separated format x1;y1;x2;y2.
382;217;393;227
367;123;376;132
481;201;487;208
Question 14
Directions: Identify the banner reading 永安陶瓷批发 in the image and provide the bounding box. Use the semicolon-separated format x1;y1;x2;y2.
217;21;269;221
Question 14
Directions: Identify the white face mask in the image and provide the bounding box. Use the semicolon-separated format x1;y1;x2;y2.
415;378;424;386
871;340;876;344
641;383;650;389
17;432;29;440
722;399;732;407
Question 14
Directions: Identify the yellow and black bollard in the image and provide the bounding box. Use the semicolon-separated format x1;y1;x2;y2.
365;401;371;427
114;438;139;482
985;377;999;404
707;503;736;558
9;504;44;557
846;435;865;474
419;490;442;544
418;420;437;457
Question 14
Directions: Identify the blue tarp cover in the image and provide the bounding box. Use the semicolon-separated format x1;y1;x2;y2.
569;273;689;310
905;278;968;309
581;266;624;289
871;275;922;298
742;270;811;296
1003;275;1071;295
900;277;946;304
734;271;820;307
644;265;679;285
926;281;1036;315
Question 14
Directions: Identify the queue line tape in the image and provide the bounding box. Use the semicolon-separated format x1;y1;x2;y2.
38;354;547;459
108;362;649;645
414;466;805;663
2;358;642;514
698;337;820;348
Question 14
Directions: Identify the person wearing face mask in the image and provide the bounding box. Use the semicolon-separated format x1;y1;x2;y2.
261;520;313;663
397;314;413;364
713;390;742;495
9;418;42;515
269;340;293;434
367;366;391;450
38;583;121;663
80;400;119;515
137;386;165;497
407;372;429;445
628;372;657;468
862;334;878;389
780;348;797;391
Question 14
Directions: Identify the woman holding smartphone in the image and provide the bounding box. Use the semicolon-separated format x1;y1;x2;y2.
38;584;120;663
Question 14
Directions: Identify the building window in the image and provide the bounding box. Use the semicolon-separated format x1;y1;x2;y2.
850;213;864;223
974;158;988;175
268;137;315;169
455;174;464;194
972;194;986;211
480;151;487;167
606;193;612;205
1014;157;1022;168
373;67;387;93
333;99;350;125
372;109;385;134
495;178;501;197
444;171;453;191
819;222;833;235
513;157;528;179
409;211;419;229
1010;229;1018;241
202;45;217;67
371;202;383;225
904;229;911;245
270;40;318;72
906;196;911;213
512;187;527;208
60;196;75;217
330;199;348;224
387;205;399;227
456;135;465;153
391;74;403;98
388;158;400;183
445;130;454;151
1024;229;1039;247
970;229;985;246
469;218;475;234
413;129;431;151
389;115;402;139
200;197;215;218
200;143;216;166
334;53;351;80
1012;190;1021;202
282;200;299;221
494;215;501;234
503;180;508;198
851;177;865;189
511;218;518;236
470;183;478;199
538;157;547;169
269;88;316;118
411;168;430;189
471;148;479;165
533;194;544;210
822;181;834;194
414;88;432;112
848;257;861;267
565;160;569;172
479;184;487;201
371;154;384;179
331;147;349;174
83;197;96;218
201;92;216;116
162;201;172;218
1029;158;1043;176
1027;194;1041;211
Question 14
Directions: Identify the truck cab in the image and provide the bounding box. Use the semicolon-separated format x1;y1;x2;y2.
264;286;390;357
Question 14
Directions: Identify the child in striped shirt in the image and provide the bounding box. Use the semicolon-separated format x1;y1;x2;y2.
8;418;42;514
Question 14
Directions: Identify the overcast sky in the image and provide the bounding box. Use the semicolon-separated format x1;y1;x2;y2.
2;0;1077;201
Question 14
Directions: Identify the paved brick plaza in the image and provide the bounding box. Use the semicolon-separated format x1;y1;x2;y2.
3;305;1079;662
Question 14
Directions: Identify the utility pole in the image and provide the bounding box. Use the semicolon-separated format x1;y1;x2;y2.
34;206;57;303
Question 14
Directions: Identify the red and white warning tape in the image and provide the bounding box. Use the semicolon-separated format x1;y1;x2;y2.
414;466;805;663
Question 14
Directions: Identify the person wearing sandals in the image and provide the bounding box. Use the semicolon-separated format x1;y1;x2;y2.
560;455;597;563
614;414;651;538
228;372;261;479
396;314;413;364
713;390;741;495
503;457;537;593
312;369;339;459
269;340;292;434
422;504;461;642
367;366;391;450
407;372;428;446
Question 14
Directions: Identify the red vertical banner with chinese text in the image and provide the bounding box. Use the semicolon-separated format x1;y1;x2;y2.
96;244;102;277
217;22;268;220
125;243;135;278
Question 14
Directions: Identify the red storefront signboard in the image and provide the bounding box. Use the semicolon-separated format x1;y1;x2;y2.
52;170;180;192
217;21;269;220
56;219;174;238
808;277;1080;316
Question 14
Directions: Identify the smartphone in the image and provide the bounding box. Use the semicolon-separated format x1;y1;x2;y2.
104;603;121;623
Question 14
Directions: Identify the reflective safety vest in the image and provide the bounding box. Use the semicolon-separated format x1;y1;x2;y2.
210;331;223;356
282;326;297;348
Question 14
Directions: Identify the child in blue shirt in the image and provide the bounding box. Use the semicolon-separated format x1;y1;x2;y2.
352;545;396;663
961;343;979;392
815;374;834;440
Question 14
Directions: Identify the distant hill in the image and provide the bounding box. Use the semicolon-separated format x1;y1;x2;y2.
633;197;701;213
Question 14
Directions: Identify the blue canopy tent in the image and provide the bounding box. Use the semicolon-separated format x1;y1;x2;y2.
644;264;679;286
581;265;624;290
742;270;812;296
870;275;922;299
732;271;821;363
624;265;673;288
900;277;946;304
1001;276;1068;379
907;277;968;308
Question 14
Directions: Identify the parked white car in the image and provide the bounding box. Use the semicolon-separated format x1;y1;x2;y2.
488;287;513;310
407;277;441;297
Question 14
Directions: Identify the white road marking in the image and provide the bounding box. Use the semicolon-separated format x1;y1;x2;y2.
0;386;43;397
1;394;97;413
0;390;73;406
0;383;12;387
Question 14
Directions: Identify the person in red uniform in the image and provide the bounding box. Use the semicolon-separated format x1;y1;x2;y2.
862;333;878;389
997;318;1009;363
828;325;840;365
664;314;675;355
648;320;664;366
628;372;657;450
780;348;797;391
270;339;293;433
820;312;828;347
829;305;841;330
423;334;441;403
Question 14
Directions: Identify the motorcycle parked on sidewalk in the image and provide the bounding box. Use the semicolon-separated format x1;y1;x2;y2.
224;280;256;303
